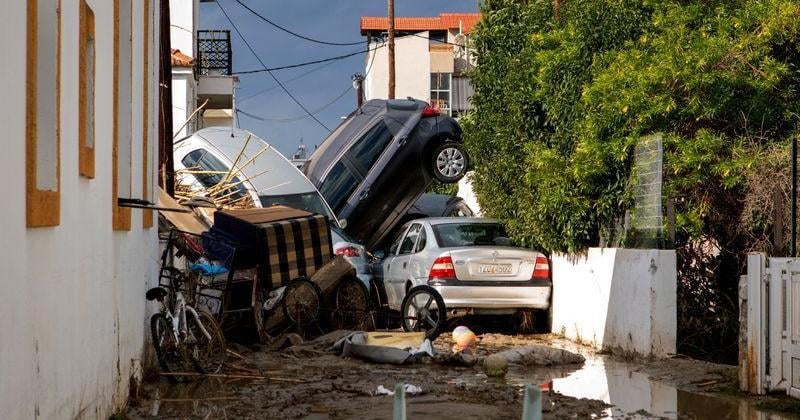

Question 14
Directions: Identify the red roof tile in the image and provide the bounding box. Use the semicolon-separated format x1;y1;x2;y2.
360;13;481;35
171;49;195;67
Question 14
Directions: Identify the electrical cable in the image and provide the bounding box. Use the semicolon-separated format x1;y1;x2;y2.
238;85;353;123
237;56;346;103
237;40;378;124
216;0;332;131
233;43;381;75
234;0;364;46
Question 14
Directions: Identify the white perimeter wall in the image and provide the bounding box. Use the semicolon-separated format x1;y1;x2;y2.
552;248;677;358
365;33;431;102
0;0;160;418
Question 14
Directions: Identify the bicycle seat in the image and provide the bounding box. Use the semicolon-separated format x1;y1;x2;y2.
146;287;169;302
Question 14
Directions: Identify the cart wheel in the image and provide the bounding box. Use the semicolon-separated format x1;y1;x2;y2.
401;285;447;340
283;278;322;327
331;277;372;330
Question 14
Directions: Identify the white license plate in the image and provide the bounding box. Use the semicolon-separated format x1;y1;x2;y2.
477;264;512;274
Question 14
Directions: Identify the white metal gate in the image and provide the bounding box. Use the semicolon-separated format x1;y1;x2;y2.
743;254;800;398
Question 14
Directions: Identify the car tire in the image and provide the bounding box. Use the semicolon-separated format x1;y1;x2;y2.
401;285;447;340
430;142;468;183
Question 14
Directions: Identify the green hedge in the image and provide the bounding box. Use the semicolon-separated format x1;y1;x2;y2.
464;0;800;254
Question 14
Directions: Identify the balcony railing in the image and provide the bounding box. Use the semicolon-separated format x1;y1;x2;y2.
196;30;232;76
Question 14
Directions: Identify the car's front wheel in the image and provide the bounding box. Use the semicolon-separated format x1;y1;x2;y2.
430;142;468;183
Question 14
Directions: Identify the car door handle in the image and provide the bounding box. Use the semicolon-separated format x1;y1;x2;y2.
359;188;370;201
403;262;407;269
398;136;407;148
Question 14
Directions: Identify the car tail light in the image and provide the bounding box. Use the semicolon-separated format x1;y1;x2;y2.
422;105;441;118
533;256;550;280
335;246;361;258
429;255;456;281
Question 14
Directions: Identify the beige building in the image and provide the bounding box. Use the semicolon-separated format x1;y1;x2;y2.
360;13;480;117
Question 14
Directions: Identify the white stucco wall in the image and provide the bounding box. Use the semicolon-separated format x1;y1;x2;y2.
364;33;431;101
172;70;195;138
552;248;677;358
0;1;160;418
170;0;198;56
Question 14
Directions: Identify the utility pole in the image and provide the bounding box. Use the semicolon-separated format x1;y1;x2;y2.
352;73;364;107
158;0;175;196
387;0;396;99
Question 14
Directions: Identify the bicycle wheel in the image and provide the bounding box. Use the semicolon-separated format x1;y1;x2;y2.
150;313;190;383
401;285;447;340
186;309;226;374
283;278;322;327
331;277;372;330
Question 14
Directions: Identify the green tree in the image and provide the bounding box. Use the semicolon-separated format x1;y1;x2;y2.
464;0;800;362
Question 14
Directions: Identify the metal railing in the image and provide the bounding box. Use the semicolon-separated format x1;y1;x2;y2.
197;30;232;76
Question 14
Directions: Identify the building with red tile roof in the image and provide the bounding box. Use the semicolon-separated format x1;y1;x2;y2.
361;13;480;117
360;13;481;35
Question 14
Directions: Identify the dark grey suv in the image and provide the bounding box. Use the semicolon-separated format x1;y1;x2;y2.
303;99;468;250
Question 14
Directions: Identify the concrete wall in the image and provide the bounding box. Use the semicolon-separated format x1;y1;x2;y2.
170;0;198;56
365;33;430;101
0;0;160;417
552;248;677;358
172;69;195;138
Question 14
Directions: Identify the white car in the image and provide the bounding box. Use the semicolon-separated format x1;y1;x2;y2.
372;217;551;328
174;127;371;286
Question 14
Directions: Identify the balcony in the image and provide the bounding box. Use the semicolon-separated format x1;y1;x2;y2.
196;30;236;111
196;30;232;76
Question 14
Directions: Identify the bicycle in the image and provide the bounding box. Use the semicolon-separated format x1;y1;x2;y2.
147;267;227;382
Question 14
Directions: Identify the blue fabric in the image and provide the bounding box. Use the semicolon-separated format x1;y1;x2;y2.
190;262;229;276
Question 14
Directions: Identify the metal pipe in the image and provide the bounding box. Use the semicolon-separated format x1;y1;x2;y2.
792;134;797;256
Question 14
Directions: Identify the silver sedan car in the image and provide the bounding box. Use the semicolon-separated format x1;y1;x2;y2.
372;218;551;322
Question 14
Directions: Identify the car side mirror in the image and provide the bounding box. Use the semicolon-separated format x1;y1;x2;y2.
373;250;386;260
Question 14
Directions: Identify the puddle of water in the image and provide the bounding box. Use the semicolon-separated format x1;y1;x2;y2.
507;356;794;419
144;378;245;418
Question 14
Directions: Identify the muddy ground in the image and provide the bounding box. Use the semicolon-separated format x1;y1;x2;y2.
122;329;798;420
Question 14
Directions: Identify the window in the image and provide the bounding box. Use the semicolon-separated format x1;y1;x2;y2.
399;224;421;255
78;0;95;179
428;31;447;45
432;223;511;248
142;0;153;227
26;0;61;227
388;227;407;256
415;228;427;252
430;73;452;116
319;162;358;213
182;149;248;200
113;0;132;230
348;121;394;173
260;192;335;221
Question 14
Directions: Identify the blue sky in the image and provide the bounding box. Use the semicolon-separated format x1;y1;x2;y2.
199;0;479;156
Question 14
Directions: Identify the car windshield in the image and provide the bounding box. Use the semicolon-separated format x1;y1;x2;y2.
259;192;336;222
182;149;249;200
432;223;512;247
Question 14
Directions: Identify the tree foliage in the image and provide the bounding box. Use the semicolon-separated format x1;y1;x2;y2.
465;0;800;253
464;0;800;362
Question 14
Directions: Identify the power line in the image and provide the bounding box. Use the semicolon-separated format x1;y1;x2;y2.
237;40;379;123
216;0;331;132
234;43;381;75
238;85;353;123
237;56;346;103
233;0;363;46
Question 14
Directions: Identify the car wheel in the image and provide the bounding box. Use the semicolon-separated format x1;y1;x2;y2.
431;142;468;183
